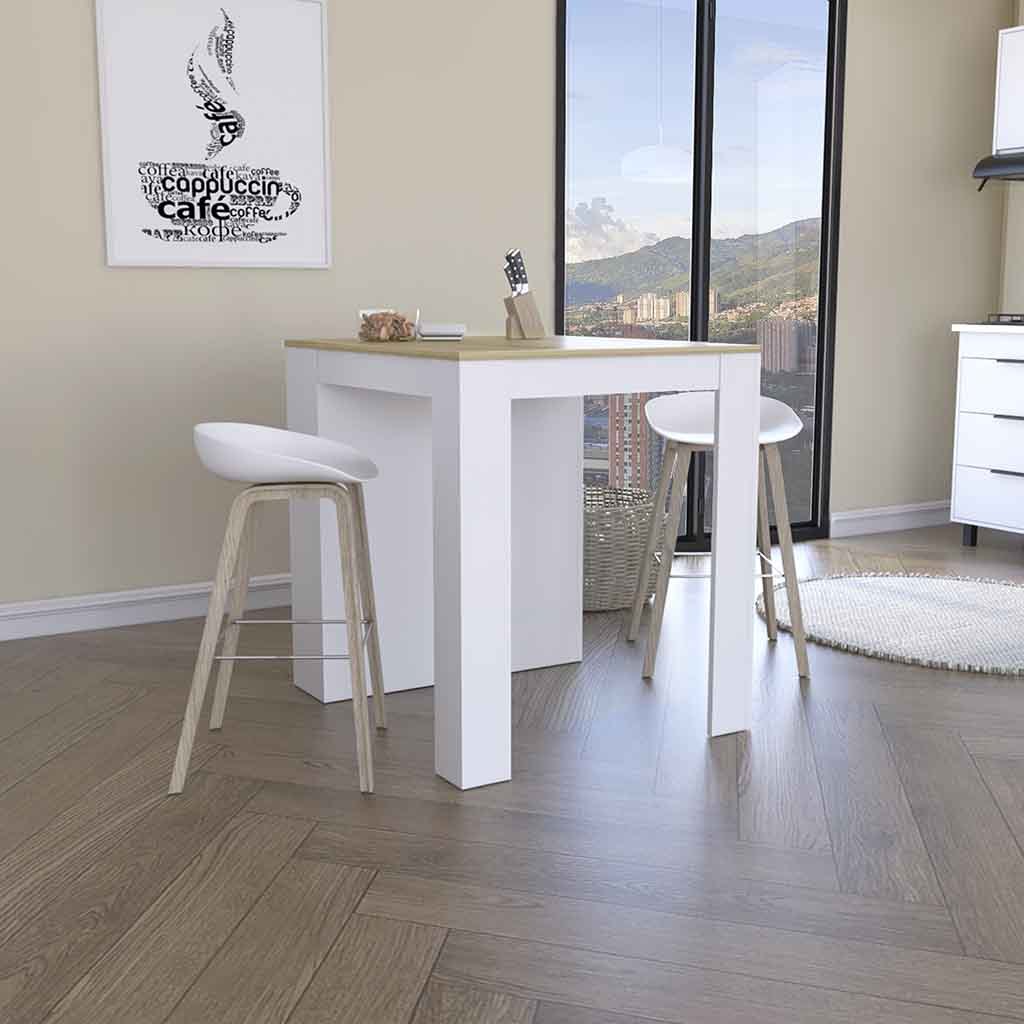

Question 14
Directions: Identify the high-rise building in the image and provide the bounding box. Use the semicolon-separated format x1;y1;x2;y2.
655;296;672;321
757;319;798;372
621;306;635;325
636;292;658;322
798;323;818;373
608;393;651;489
757;318;817;373
615;293;625;305
647;427;667;497
674;289;718;319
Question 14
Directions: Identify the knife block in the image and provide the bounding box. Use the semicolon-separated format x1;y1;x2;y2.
504;292;547;340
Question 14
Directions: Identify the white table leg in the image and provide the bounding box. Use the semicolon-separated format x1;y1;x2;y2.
511;397;583;672
432;370;512;789
708;351;761;736
287;351;434;702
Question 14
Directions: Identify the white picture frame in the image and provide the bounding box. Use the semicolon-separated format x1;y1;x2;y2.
95;0;331;268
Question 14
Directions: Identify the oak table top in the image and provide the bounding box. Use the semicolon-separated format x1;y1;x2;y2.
284;335;761;362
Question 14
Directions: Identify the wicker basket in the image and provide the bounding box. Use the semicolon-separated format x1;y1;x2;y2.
583;486;659;612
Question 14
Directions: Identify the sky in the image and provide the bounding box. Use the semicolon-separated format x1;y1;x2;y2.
566;0;829;262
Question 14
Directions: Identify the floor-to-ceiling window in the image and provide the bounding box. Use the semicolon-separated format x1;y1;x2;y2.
559;0;845;540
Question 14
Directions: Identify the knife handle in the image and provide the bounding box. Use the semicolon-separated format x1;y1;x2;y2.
509;251;528;284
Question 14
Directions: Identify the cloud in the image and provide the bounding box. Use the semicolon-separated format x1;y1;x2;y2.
566;197;659;263
733;42;823;73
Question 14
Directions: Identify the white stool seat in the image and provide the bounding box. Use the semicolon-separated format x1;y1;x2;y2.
645;393;802;448
194;423;378;486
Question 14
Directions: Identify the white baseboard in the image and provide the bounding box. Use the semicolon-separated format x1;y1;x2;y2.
830;501;951;539
0;574;292;642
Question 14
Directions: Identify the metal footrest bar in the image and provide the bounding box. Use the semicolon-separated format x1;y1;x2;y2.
232;618;372;625
668;571;782;580
214;654;353;661
756;550;786;578
664;550;785;582
215;621;374;662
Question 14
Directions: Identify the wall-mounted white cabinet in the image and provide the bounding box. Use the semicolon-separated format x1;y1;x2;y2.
994;26;1024;153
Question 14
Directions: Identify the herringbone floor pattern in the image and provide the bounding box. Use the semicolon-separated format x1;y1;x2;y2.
2;525;1024;1022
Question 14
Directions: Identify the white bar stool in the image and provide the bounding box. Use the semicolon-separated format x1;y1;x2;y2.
169;423;386;796
628;393;809;680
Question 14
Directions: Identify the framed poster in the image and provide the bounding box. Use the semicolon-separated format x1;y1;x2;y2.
96;0;330;267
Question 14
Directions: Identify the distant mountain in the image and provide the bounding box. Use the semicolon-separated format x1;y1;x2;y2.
565;218;821;309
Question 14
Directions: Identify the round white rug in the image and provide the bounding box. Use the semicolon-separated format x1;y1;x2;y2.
757;573;1024;675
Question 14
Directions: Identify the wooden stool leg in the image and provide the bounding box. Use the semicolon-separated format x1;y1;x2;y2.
209;503;258;731
756;450;778;641
352;484;386;731
628;442;678;642
169;490;253;794
334;488;374;793
764;445;810;679
643;446;692;679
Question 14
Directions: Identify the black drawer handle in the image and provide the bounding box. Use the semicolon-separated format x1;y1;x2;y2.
994;414;1024;421
990;469;1024;479
996;358;1024;364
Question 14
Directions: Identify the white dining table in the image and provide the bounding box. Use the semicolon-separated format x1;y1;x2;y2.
285;334;761;790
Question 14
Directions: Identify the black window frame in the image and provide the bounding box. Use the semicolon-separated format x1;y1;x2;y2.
555;0;848;546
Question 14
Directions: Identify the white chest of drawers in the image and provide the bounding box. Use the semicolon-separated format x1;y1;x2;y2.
952;324;1024;544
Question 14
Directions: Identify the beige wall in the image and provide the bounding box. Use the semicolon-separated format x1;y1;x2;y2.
830;0;1010;514
1;1;554;603
1;0;1014;605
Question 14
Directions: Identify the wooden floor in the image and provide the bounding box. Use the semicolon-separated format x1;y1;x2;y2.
3;525;1024;1023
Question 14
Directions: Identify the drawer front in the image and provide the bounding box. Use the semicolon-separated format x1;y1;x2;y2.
959;357;1024;415
953;465;1024;530
959;331;1024;360
956;412;1024;473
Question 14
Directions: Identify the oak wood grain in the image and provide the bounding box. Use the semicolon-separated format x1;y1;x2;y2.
804;697;944;903
435;932;991;1024
737;675;831;852
252;783;839;890
212;747;738;840
591;596;737;833
0;709;176;864
0;681;139;794
299;823;959;953
210;716;434;769
0;772;258;1024
885;724;1024;962
285;335;759;361
0;730;220;947
2;526;1024;1024
411;979;536;1024
166;860;374;1024
0;659;122;742
970;755;1024;857
513;612;621;735
364;874;1024;1020
288;914;445;1024
46;812;311;1024
534;1006;657;1024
